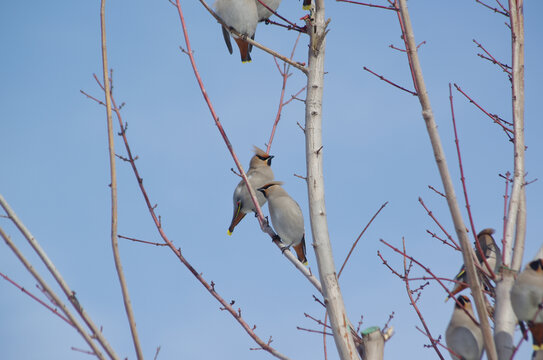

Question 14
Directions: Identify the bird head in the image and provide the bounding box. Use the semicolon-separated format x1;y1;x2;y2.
257;181;283;198
455;295;472;310
250;146;274;168
528;258;543;273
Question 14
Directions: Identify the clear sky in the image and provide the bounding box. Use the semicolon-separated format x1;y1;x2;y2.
1;1;542;359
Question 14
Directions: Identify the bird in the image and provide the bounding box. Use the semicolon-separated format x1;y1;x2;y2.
302;0;311;10
445;295;484;360
446;228;502;301
510;258;543;353
213;0;258;63
257;181;308;265
228;146;274;235
254;0;281;22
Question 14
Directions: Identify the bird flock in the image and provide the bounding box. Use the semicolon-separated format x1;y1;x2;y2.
213;1;543;358
444;229;543;360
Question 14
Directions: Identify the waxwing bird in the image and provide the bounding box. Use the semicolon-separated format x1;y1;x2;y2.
510;258;543;352
214;0;258;62
228;147;274;235
446;228;502;301
257;181;308;265
445;295;484;360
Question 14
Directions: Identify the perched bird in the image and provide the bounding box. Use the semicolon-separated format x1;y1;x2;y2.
446;228;502;301
510;258;543;352
257;181;307;265
214;0;258;62
445;295;484;360
228;147;274;235
254;0;281;22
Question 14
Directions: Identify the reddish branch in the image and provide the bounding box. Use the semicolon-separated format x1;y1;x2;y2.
118;235;167;247
400;239;445;359
453;84;514;137
389;40;425;52
363;66;417;96
426;230;458;250
255;0;306;32
448;83;495;278
0;271;74;327
335;0;397;10
418;197;460;250
473;39;512;76
380;239;480;325
475;0;509;16
428;185;446;198
267;33;302;154
338;201;388;277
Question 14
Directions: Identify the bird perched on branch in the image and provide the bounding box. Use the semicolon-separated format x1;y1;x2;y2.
511;258;543;354
445;295;483;360
258;181;307;265
228;147;274;235
214;0;258;62
446;228;502;301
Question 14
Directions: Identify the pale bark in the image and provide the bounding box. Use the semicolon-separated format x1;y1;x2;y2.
357;327;384;360
304;1;359;359
494;2;525;359
100;1;144;358
397;1;497;358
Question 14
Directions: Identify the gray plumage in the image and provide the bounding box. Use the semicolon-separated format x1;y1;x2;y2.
445;295;483;360
255;0;281;21
228;147;274;235
510;259;543;323
213;0;258;62
258;181;307;264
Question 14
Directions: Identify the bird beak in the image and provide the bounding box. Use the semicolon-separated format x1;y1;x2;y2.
267;155;274;166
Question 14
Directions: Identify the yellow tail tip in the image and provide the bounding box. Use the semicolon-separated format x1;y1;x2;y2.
302;4;311;10
533;345;543;351
303;261;308;266
227;230;233;236
242;60;252;64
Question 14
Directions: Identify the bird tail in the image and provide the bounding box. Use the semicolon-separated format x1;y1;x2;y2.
228;203;246;235
302;0;311;10
293;235;308;266
234;38;252;63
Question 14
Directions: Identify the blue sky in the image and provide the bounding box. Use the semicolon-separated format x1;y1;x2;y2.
1;0;542;359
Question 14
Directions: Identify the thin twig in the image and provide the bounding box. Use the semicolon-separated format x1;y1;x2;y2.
119;235;168;247
267;33;302;153
0;271;74;327
338;201;388;277
400;238;445;359
363;66;417;96
475;0;509;16
335;0;397;10
0;225;108;360
418;197;460;250
473;39;512;76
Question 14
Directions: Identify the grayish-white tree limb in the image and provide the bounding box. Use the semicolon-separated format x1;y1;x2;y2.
0;194;120;360
304;2;359;359
357;326;385;360
495;1;525;359
396;1;497;359
0;226;107;360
